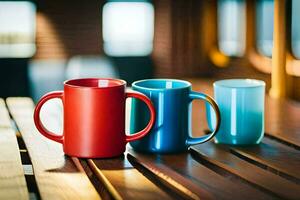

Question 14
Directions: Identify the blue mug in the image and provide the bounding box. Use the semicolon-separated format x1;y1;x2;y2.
207;79;265;145
129;79;221;153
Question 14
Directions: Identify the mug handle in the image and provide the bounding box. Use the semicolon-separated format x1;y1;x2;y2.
33;91;64;144
125;91;156;142
186;91;221;146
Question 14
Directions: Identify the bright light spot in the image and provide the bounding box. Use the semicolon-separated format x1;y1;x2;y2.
218;0;246;57
98;79;109;87
292;0;300;59
256;0;274;57
0;1;36;58
166;81;172;89
102;2;154;56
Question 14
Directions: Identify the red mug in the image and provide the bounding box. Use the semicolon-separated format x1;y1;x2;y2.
33;78;155;158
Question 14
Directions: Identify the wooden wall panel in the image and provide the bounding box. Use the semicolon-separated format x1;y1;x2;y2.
152;0;209;77
34;0;104;59
152;0;173;76
152;0;268;80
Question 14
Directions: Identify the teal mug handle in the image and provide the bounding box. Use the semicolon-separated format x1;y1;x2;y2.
186;91;221;146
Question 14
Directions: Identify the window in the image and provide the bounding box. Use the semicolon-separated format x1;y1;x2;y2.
292;0;300;59
102;1;154;57
256;0;274;57
218;0;246;57
0;1;36;58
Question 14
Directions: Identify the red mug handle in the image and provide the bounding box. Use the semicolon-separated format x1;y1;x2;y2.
125;91;156;142
33;91;64;144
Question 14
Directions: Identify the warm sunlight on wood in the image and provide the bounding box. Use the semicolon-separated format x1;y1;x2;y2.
270;0;287;98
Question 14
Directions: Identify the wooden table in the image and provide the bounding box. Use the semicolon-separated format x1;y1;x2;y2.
1;80;300;200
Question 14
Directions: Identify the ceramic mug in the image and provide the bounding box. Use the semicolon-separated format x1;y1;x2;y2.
33;78;156;158
129;79;221;153
207;79;265;145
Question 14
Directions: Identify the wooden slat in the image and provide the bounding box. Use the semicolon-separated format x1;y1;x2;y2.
87;159;123;200
128;149;274;200
190;142;300;199
89;155;172;200
6;97;101;200
78;159;114;200
231;137;300;181
163;155;276;200
128;150;213;200
265;96;300;148
0;99;12;128
0;99;29;200
0;128;29;200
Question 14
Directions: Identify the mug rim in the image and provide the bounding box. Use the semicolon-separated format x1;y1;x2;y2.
64;78;126;89
214;79;265;89
132;78;191;91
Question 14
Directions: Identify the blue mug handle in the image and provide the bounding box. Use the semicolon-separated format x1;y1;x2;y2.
186;91;221;146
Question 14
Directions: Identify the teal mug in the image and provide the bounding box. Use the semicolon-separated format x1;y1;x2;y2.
207;79;265;145
129;79;221;153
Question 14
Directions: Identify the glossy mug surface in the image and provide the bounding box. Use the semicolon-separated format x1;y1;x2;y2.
33;78;155;158
207;79;265;145
130;79;221;153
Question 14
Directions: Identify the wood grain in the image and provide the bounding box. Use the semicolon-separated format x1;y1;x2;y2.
190;142;300;199
87;159;122;200
231;137;300;181
0;99;12;128
0;99;29;200
90;155;172;200
128;149;213;200
264;97;300;148
6;97;101;200
128;149;273;200
78;159;113;200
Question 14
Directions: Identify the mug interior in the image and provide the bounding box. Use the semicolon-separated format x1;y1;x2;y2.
133;79;191;90
214;79;265;88
65;78;126;88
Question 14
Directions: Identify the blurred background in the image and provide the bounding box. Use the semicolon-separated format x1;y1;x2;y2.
0;0;299;102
